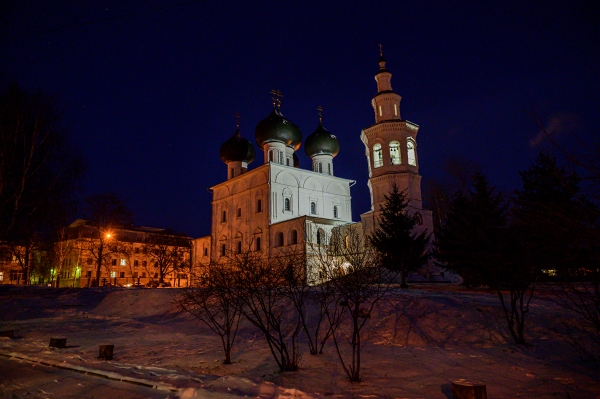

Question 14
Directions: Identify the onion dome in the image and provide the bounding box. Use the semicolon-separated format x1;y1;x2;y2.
255;108;302;150
304;122;340;158
293;153;300;168
220;128;255;164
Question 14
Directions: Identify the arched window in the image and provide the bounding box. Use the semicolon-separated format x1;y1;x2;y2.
415;212;423;226
269;150;274;162
394;103;398;116
284;198;291;211
328;164;331;175
310;202;316;215
291;230;298;245
333;206;339;218
378;105;382;116
318;163;323;173
221;244;226;257
257;199;262;213
237;241;242;253
373;143;383;168
221;210;227;223
407;139;416;166
316;228;325;245
279;151;283;164
389;140;401;165
255;237;261;251
275;232;284;247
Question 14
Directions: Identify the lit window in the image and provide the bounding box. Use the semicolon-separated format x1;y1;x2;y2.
120;259;126;266
284;198;291;211
311;202;317;215
333;206;339;219
407;139;416;166
110;271;116;278
373;143;383;168
389;140;400;165
344;235;349;248
394;104;398;116
378;105;382;116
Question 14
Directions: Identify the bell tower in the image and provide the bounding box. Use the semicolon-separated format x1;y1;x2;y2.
360;49;432;234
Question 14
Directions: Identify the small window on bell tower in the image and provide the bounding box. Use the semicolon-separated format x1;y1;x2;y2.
394;104;398;116
378;105;382;117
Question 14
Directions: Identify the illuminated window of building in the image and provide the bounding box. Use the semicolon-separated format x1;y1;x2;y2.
310;202;317;215
333;206;339;218
394;103;398;116
389;140;400;165
407;139;416;166
110;271;116;278
120;259;126;266
373;143;383;168
378;105;382;116
344;235;349;248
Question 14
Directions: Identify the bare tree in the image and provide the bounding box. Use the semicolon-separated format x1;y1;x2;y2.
174;261;242;364
230;248;302;372
146;235;189;285
311;226;396;382
84;193;132;286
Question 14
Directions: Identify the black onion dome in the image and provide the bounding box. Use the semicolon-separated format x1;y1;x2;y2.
255;108;303;150
304;122;340;158
220;129;255;164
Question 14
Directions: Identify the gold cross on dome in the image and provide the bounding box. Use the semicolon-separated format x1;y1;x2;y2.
317;105;323;122
234;112;241;129
270;89;283;108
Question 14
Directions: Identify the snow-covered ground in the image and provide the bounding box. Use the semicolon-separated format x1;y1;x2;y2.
0;285;598;398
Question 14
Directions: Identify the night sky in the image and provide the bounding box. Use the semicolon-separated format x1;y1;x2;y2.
2;1;599;237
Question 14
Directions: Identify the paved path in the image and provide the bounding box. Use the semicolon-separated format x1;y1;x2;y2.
0;356;173;399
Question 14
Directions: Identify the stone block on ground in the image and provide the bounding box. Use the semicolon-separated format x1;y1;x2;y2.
451;379;487;399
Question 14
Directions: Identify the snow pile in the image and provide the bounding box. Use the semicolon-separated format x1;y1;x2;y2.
0;285;598;398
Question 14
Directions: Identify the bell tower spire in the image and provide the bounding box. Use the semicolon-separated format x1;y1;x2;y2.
360;50;433;236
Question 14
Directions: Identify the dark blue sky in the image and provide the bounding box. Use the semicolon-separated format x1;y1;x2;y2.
2;1;599;237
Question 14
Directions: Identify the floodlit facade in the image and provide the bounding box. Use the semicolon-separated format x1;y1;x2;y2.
193;53;443;283
54;219;192;288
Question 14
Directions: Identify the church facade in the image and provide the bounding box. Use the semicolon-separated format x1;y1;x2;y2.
192;53;438;283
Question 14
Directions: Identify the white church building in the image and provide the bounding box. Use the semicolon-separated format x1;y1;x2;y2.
193;53;441;283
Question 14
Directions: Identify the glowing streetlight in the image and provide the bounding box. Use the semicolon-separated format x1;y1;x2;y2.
106;233;112;239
